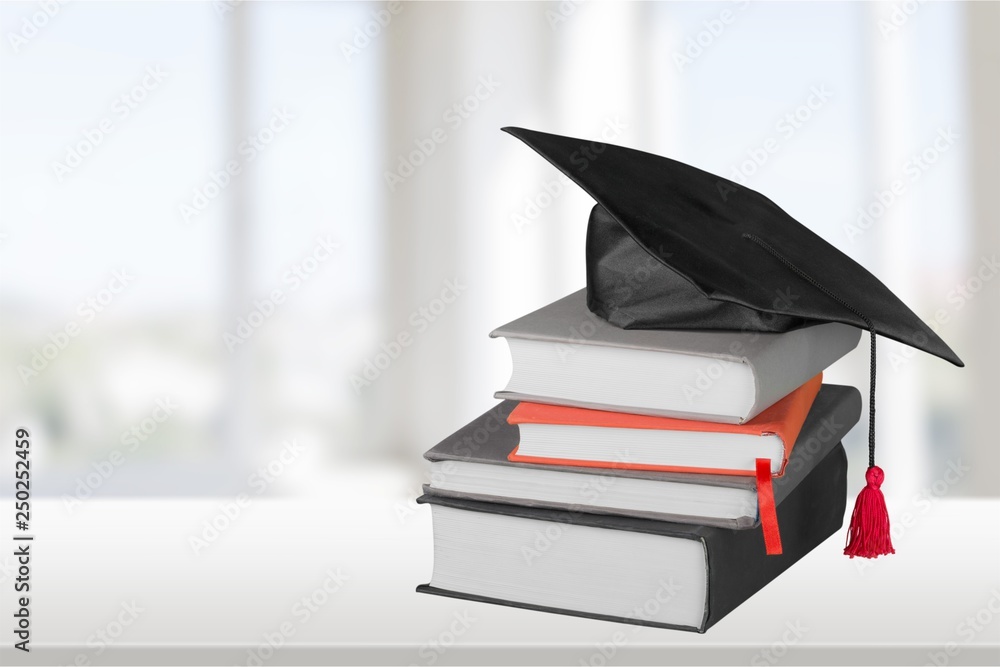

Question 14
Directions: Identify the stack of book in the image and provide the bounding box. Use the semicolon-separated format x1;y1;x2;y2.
417;289;863;632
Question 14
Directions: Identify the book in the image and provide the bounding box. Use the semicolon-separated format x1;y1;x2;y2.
417;426;847;633
507;374;822;475
491;289;861;423
423;384;861;528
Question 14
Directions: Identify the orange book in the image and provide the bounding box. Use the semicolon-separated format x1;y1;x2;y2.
507;373;823;477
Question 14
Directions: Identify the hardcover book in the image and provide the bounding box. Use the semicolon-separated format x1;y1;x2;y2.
491;289;861;423
417;428;848;632
507;374;822;475
423;384;861;528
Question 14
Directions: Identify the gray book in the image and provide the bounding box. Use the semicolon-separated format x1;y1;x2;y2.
491;289;861;423
423;384;862;529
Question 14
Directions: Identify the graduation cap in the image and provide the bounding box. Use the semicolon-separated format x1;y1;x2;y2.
503;126;964;559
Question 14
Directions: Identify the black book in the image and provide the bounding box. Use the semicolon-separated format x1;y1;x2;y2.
417;433;848;633
423;385;860;528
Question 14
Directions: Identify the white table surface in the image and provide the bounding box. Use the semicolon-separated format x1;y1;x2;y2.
1;465;998;666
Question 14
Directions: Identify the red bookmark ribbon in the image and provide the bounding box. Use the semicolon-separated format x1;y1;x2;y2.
756;458;783;555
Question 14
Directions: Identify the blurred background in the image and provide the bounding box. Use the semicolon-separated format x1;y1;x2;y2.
1;0;996;506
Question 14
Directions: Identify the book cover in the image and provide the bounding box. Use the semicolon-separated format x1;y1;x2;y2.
423;384;861;528
507;373;822;475
492;289;860;422
417;430;848;632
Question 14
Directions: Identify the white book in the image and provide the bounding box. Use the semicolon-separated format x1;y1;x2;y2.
492;290;860;423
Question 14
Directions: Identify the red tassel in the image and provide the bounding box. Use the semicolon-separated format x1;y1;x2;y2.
844;465;895;558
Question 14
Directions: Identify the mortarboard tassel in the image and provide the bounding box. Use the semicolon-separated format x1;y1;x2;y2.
740;234;895;558
843;328;895;558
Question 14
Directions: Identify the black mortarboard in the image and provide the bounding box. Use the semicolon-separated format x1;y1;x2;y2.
502;126;964;558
